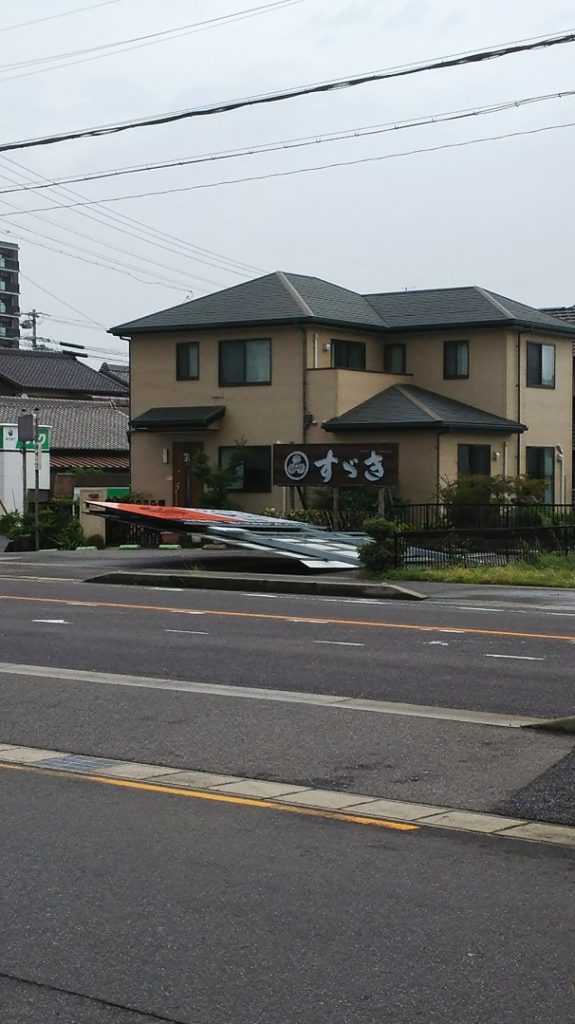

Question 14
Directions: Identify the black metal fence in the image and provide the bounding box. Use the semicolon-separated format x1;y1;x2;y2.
388;503;575;530
394;525;575;567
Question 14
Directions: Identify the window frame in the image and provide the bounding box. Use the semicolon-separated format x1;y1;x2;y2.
526;445;555;503
457;443;491;477
175;341;200;381
383;343;406;375
218;445;272;493
526;342;556;389
330;338;366;371
444;340;469;380
218;338;271;387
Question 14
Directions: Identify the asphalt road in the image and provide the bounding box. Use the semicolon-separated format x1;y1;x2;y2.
0;573;574;716
2;765;575;1024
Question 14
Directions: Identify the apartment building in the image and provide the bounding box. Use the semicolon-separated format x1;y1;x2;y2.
110;272;575;509
0;240;20;347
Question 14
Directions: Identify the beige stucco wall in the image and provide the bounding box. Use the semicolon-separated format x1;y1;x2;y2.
129;319;573;509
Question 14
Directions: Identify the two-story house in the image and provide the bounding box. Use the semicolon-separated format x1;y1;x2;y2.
110;273;575;510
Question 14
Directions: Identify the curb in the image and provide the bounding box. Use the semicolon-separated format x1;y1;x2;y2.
85;569;426;601
523;716;575;734
1;742;573;848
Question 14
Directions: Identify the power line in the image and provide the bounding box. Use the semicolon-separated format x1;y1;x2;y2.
4;119;574;215
19;272;103;326
1;88;572;196
0;0;131;34
1;28;573;155
0;0;304;80
0;154;264;278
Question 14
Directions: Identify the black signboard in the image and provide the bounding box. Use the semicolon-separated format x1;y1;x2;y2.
273;443;399;488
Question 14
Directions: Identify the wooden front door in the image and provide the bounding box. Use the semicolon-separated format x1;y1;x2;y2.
172;441;203;507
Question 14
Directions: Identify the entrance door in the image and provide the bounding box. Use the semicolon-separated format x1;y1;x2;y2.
172;441;203;507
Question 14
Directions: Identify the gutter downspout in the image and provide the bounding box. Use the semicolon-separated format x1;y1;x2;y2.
300;326;308;442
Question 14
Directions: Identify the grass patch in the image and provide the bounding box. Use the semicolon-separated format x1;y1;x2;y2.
384;554;575;588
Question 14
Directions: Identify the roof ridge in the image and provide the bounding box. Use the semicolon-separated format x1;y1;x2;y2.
475;286;514;319
396;384;441;421
275;271;314;317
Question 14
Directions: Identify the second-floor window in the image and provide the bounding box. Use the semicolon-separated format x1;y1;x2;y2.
176;341;199;380
331;339;366;370
383;343;406;374
444;340;469;379
527;342;555;388
219;339;271;385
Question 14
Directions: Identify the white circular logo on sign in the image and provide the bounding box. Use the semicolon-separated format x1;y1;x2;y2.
284;451;309;482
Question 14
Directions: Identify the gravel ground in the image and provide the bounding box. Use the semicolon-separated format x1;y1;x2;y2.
496;747;575;826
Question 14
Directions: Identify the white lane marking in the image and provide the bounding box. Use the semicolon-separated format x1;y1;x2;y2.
485;654;545;662
437;629;466;634
313;640;364;647
427;641;449;646
288;618;329;624
32;619;70;625
0;661;542;728
166;629;210;636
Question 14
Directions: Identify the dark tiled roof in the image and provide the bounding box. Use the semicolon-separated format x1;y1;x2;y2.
130;406;225;430
364;287;575;336
0;349;128;394
99;361;130;386
323;384;526;433
111;272;383;334
0;397;129;450
110;274;575;338
50;453;129;470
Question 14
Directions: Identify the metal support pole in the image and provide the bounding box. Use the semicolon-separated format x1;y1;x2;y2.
33;417;40;551
21;443;27;515
332;486;341;532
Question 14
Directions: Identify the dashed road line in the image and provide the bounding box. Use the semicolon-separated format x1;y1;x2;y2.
313;640;364;647
1;744;574;847
485;654;545;662
1;593;575;642
166;629;210;636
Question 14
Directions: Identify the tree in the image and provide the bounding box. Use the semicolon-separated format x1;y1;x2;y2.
192;441;246;508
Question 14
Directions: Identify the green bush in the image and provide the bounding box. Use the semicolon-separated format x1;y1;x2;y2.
358;517;406;574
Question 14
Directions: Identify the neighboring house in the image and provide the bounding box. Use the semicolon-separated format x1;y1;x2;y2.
0;348;129;398
110;273;575;509
99;361;130;388
542;305;575;492
0;397;129;492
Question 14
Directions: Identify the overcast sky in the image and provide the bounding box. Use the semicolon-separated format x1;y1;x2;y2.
1;0;574;363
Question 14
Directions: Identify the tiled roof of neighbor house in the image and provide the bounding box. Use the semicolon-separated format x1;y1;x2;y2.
130;406;225;430
323;384;526;433
364;287;575;335
0;397;129;450
109;273;575;337
541;305;575;325
99;361;130;386
0;349;129;395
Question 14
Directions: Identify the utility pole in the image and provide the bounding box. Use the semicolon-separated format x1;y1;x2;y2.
33;413;40;551
20;309;42;349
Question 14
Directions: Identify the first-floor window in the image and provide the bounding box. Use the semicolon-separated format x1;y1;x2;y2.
526;446;555;503
457;444;491;476
219;446;272;492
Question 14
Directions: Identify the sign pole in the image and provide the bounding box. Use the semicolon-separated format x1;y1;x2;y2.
33;417;40;551
378;487;386;518
332;486;341;531
21;444;27;515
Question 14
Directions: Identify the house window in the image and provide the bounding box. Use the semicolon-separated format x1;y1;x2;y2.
383;343;406;374
444;340;469;379
0;300;5;313
527;342;555;388
457;444;491;476
219;339;271;386
0;280;5;291
219;446;272;492
526;446;555;503
0;326;6;337
176;341;199;380
331;339;366;370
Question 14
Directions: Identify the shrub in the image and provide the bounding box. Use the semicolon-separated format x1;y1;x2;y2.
359;517;406;574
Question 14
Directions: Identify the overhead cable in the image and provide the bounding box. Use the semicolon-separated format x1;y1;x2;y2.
0;0;131;34
1;88;572;195
0;28;573;154
3;119;574;214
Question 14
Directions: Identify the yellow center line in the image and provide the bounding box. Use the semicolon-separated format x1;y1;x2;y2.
0;760;416;833
0;592;574;642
